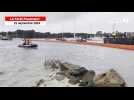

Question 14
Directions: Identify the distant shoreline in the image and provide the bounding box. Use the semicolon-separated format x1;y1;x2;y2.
31;38;134;51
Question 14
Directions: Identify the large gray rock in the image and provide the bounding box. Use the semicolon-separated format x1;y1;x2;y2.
59;62;81;72
58;62;88;77
57;61;91;85
68;77;80;85
69;67;88;76
63;66;88;78
54;72;66;81
94;69;126;87
59;62;70;71
61;64;96;86
79;70;96;87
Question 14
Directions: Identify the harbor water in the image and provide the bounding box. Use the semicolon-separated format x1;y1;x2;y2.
0;39;134;87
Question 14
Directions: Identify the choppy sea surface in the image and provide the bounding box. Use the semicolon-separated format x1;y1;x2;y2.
0;38;134;87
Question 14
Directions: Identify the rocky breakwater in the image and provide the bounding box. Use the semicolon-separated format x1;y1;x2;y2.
33;60;126;87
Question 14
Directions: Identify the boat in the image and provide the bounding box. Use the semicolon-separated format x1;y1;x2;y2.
18;38;38;48
0;36;12;40
1;37;8;40
18;44;38;48
0;32;13;40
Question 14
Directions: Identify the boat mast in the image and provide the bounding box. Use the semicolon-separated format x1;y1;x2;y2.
73;15;76;39
62;20;64;39
60;13;65;39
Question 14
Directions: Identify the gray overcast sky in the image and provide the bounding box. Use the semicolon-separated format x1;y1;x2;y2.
0;12;134;33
